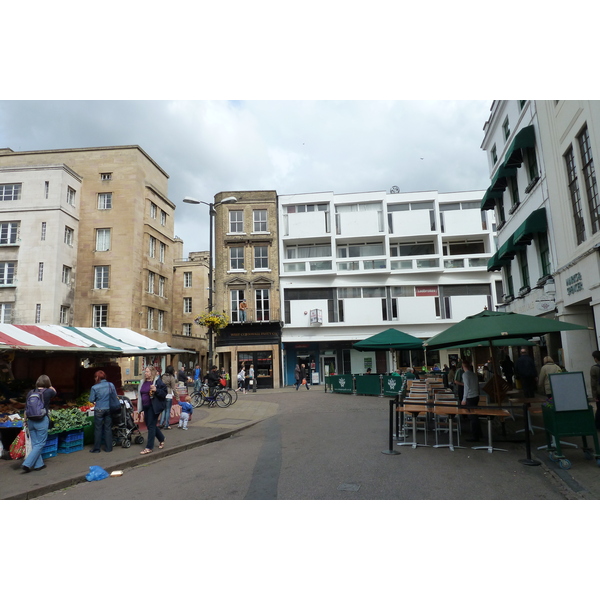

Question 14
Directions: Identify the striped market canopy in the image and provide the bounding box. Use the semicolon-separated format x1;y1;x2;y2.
0;325;188;355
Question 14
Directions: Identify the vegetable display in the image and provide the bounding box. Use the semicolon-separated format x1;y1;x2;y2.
49;407;90;433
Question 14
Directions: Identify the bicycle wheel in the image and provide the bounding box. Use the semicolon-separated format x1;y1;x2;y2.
228;388;239;405
190;392;205;408
215;390;232;407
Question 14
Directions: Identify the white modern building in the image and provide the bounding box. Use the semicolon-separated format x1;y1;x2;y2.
0;164;81;325
278;189;502;385
480;100;600;377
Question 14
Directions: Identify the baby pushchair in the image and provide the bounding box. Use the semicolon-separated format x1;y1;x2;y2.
112;396;145;448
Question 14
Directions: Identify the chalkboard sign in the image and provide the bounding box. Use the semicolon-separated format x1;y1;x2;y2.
549;372;589;412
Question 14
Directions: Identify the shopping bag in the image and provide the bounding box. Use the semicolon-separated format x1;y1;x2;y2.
302;378;306;385
24;425;32;457
86;465;110;481
515;378;522;390
9;430;26;460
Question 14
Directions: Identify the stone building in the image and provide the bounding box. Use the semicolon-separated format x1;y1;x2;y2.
212;190;282;388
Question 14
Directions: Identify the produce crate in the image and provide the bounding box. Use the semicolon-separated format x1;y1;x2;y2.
59;430;84;444
42;435;58;459
41;449;58;459
58;442;84;454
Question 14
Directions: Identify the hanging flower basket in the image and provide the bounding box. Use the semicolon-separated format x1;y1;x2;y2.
194;311;230;333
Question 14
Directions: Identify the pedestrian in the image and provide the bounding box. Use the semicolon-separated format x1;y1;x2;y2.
159;365;179;430
404;367;416;380
590;350;600;430
296;363;310;390
21;375;56;473
207;365;221;405
237;366;246;393
193;364;201;392
248;363;255;392
461;359;482;442
178;399;194;430
514;347;538;398
537;356;562;399
454;362;465;402
294;363;301;388
365;368;373;375
177;366;188;384
501;354;514;388
89;370;119;453
137;366;168;455
447;363;456;390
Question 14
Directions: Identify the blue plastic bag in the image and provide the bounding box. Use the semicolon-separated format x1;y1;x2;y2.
86;465;110;481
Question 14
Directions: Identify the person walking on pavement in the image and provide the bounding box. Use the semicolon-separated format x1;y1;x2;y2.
237;366;246;393
538;356;561;399
461;359;482;442
295;363;310;390
159;365;179;430
89;370;119;453
21;375;56;473
515;347;538;398
590;350;600;430
137;366;168;454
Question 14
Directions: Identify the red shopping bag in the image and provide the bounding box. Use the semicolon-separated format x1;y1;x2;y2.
10;430;26;460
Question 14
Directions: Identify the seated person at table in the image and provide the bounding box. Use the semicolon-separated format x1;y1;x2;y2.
461;359;482;442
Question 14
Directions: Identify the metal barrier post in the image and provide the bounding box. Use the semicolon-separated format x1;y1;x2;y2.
382;398;401;455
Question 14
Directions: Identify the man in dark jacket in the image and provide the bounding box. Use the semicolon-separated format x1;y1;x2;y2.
514;348;537;398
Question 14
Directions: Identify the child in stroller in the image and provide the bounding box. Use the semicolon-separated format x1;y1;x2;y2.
112;396;145;448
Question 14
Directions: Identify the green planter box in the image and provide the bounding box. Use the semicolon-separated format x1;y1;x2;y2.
542;405;596;438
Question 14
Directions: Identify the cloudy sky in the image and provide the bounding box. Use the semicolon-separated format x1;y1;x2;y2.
0;100;492;254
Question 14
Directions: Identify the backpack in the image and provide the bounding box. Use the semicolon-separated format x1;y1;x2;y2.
25;389;47;421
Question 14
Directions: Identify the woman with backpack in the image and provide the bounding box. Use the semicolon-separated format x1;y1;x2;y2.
21;374;56;473
159;365;179;430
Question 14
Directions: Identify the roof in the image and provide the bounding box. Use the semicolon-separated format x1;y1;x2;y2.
0;325;189;355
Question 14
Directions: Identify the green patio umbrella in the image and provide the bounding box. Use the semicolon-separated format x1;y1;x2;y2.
423;310;588;350
353;328;424;350
448;337;536;350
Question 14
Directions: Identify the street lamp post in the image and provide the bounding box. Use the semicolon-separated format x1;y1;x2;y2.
183;195;237;367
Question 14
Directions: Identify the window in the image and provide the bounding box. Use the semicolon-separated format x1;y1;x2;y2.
286;244;331;259
230;289;245;322
0;183;21;201
64;226;74;246
443;240;485;255
98;192;112;209
182;323;192;336
60;306;69;325
66;186;76;205
149;236;156;258
183;272;192;288
38;262;44;282
147;307;155;330
0;262;16;285
62;265;72;285
524;147;539;182
160;210;167;226
519;100;527;111
158;276;165;298
0;303;13;323
230;247;244;270
158;310;165;332
518;249;530;290
578;125;600;234
93;304;108;327
41;222;46;241
95;266;109;289
96;228;110;251
565;146;586;244
391;242;435;256
253;209;268;232
100;173;112;181
255;289;270;321
35;304;41;324
538;232;551;277
148;272;155;294
508;176;520;207
183;297;192;313
254;246;269;269
503;117;511;140
0;222;18;245
491;145;497;164
337;242;384;258
44;181;49;199
159;242;166;263
229;210;244;233
150;202;157;219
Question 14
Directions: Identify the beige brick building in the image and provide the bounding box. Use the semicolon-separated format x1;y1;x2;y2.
213;190;282;388
0;146;206;376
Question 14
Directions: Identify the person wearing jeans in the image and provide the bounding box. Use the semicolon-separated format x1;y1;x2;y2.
89;370;118;453
137;366;168;454
460;360;482;442
22;375;56;473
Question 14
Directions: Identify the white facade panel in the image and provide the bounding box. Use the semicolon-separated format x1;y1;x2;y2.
391;210;432;236
286;211;329;238
343;298;385;325
443;209;483;235
448;295;489;321
289;299;329;327
396;296;437;323
338;210;382;237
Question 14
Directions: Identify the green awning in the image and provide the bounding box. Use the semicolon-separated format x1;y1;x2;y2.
513;207;547;246
487;251;510;272
502;125;536;169
481;165;518;210
498;234;518;261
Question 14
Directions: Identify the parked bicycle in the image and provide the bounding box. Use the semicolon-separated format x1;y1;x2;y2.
190;383;232;408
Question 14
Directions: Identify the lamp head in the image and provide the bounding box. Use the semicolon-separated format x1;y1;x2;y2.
183;196;201;205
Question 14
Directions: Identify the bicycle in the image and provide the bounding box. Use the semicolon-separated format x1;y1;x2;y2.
190;383;232;408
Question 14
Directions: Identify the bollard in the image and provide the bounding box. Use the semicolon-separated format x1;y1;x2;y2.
382;398;401;455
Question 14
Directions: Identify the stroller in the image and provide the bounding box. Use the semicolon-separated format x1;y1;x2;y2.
112;396;145;448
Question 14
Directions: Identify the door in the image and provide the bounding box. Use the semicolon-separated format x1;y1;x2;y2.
321;355;337;382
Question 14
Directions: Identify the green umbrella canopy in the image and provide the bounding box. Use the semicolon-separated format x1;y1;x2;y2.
423;310;588;350
353;328;424;350
447;337;536;350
